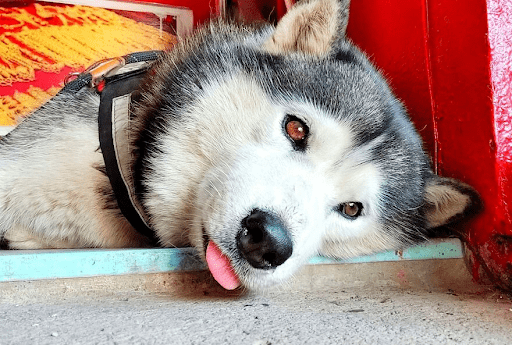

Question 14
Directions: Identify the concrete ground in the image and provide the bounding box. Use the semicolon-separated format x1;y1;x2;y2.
1;260;511;344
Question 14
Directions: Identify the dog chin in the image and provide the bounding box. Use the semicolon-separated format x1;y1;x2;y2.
239;255;307;290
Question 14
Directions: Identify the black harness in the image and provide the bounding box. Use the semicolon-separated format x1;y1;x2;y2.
60;51;162;245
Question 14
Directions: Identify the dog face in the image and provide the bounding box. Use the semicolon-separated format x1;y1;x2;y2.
180;70;408;290
134;0;479;290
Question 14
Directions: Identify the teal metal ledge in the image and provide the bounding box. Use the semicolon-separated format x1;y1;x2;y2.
0;238;463;282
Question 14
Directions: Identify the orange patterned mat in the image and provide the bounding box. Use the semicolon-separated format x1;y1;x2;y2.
0;3;177;126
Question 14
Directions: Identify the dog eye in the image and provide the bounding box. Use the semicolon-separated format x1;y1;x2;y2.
338;202;363;219
284;115;309;150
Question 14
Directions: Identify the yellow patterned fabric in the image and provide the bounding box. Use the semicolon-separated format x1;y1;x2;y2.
0;86;59;125
0;4;176;125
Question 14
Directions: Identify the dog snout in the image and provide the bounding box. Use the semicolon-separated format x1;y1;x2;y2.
236;209;293;269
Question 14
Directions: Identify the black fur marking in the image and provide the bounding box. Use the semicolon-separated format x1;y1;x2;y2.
202;225;210;256
0;237;9;249
333;49;358;64
193;78;204;91
93;162;108;176
93;163;120;211
352;121;388;147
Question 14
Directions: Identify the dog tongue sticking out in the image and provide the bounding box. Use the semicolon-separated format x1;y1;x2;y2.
206;241;241;290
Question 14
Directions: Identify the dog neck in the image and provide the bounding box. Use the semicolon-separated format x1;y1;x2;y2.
62;51;162;246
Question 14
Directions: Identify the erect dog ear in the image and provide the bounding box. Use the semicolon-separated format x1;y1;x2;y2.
263;0;350;56
422;176;482;229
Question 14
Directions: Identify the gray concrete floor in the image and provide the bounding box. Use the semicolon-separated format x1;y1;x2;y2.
1;261;512;344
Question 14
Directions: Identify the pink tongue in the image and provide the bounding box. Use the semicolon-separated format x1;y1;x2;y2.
206;241;241;290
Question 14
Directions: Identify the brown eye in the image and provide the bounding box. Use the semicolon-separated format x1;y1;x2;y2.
340;202;363;219
284;115;309;150
286;120;306;141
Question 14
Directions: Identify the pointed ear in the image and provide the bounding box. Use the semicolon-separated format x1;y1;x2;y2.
263;0;349;56
422;176;482;229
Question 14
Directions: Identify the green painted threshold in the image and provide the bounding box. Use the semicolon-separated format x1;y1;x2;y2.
0;238;462;282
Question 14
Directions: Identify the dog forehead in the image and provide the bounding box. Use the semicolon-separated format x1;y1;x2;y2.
155;32;393;134
240;49;386;109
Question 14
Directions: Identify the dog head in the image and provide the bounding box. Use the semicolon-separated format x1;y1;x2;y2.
134;0;480;290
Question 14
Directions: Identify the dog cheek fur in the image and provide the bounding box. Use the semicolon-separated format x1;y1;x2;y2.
139;74;277;248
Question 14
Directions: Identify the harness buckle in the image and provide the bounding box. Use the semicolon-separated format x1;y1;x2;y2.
88;57;126;87
64;57;126;88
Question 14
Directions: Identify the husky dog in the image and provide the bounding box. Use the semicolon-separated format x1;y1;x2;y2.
0;0;479;290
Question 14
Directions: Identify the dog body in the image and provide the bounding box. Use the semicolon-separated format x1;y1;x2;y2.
0;0;478;289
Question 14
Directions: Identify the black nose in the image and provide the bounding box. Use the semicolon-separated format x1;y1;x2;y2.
236;209;293;269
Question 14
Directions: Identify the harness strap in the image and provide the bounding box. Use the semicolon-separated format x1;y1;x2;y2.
61;51;162;245
60;51;161;94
